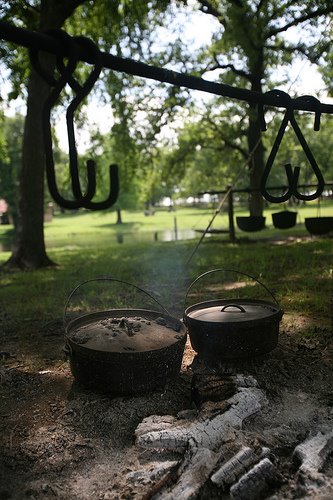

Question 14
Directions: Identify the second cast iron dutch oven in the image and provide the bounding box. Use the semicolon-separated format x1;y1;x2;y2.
184;269;283;360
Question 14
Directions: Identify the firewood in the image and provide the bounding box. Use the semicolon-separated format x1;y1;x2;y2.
210;446;256;487
191;373;237;407
229;457;276;500
293;430;333;474
136;387;266;452
135;415;178;439
211;446;271;489
153;446;219;499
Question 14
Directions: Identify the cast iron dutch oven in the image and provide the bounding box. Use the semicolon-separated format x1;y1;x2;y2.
64;278;186;395
184;269;283;360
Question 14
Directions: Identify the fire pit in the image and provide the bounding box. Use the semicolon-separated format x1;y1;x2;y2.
64;279;186;395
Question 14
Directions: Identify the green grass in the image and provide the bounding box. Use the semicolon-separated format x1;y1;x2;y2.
0;202;332;370
1;201;332;250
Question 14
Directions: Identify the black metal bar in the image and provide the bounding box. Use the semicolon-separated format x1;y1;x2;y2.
1;20;333;114
199;182;333;195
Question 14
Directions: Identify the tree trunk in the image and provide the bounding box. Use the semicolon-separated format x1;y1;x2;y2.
248;104;265;217
247;52;265;217
3;0;86;270
4;68;54;269
116;208;122;224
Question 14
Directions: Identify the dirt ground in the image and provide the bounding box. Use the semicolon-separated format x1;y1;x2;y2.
1;311;333;499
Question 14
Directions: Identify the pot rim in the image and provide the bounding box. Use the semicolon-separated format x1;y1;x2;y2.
65;308;186;357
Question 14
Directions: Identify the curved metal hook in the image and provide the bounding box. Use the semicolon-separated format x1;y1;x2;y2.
29;29;96;209
62;36;103;201
289;96;324;201
45;33;119;210
59;36;119;210
260;91;294;202
260;90;325;203
83;163;120;211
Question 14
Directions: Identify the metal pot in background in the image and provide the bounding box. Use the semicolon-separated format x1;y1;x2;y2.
236;216;266;232
184;270;283;360
272;210;297;229
64;278;186;395
305;217;333;236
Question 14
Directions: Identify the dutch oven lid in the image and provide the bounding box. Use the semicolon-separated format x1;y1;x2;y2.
186;299;279;324
66;310;185;353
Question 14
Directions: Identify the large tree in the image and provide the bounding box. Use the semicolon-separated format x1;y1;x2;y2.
1;0;88;269
0;0;170;269
182;0;333;215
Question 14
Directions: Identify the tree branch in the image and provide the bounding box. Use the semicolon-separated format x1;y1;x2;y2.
265;39;332;64
204;55;251;80
196;0;226;27
229;0;244;8
268;6;333;38
257;0;268;13
202;114;248;158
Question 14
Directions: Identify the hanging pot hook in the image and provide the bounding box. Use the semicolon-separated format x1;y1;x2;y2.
260;90;294;203
29;29;96;209
288;95;324;201
60;35;102;202
59;35;119;211
260;90;325;203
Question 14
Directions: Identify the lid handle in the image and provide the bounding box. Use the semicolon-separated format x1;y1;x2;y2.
220;304;246;313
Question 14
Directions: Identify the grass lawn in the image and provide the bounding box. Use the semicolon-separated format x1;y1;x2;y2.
0;200;332;344
1;200;332;250
0;200;332;369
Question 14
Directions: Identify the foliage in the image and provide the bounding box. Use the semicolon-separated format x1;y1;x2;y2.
160;0;333;214
0;113;25;224
1;0;332;269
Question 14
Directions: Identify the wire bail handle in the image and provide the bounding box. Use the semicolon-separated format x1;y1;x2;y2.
183;268;280;321
260;90;325;203
63;277;170;327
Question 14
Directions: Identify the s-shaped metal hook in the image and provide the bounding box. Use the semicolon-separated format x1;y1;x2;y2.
260;90;325;203
29;29;96;209
30;30;119;210
59;35;119;210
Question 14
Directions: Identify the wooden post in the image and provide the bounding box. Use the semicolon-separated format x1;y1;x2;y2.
228;187;236;242
116;208;122;224
174;216;178;241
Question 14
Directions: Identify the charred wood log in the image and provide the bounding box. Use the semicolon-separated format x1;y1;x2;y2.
191;373;259;408
136;387;266;452
153;447;219;499
191;374;237;407
211;446;271;489
211;446;256;488
293;430;333;475
229;457;277;500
